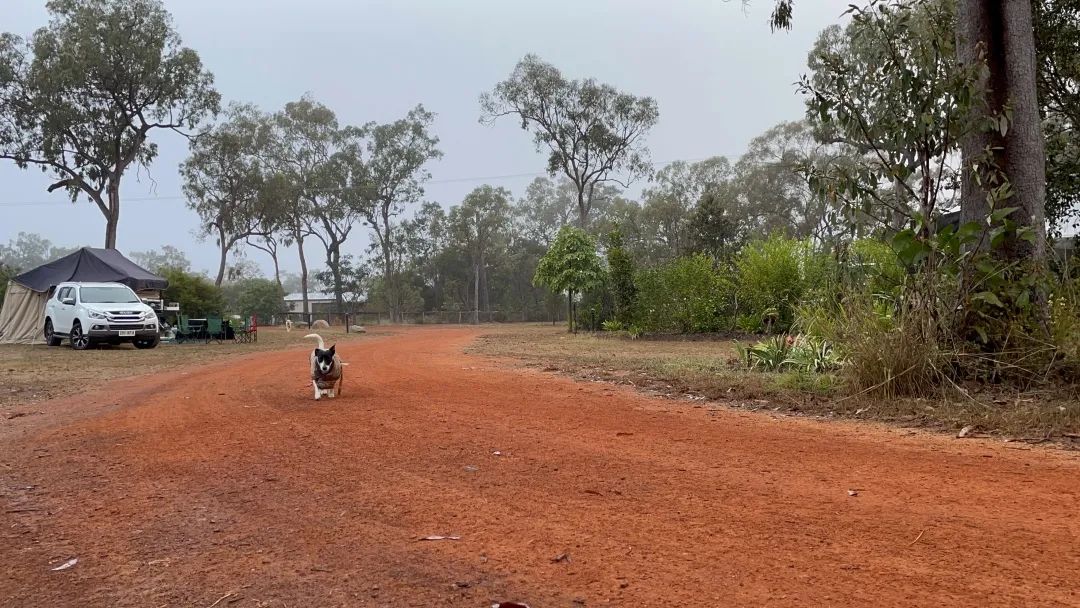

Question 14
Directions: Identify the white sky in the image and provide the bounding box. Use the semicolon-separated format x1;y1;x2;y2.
0;0;855;275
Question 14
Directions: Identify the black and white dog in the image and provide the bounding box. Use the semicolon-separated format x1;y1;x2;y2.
305;333;344;400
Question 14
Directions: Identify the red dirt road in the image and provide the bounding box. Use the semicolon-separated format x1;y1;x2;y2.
2;327;1078;607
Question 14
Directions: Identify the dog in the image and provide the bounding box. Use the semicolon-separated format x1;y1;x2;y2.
285;319;294;332
305;333;345;400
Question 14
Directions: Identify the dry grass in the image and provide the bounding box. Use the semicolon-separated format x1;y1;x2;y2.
0;327;368;410
472;324;1080;444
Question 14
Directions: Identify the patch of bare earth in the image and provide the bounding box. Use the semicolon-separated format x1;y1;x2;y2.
471;324;1080;446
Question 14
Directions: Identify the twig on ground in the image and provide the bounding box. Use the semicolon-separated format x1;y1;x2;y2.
908;529;927;546
206;592;235;608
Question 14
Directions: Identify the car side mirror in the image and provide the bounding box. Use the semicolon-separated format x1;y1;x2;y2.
62;298;75;306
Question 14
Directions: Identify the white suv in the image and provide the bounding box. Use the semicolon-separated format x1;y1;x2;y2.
44;282;160;350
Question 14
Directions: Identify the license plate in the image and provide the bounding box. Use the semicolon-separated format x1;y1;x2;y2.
118;330;136;337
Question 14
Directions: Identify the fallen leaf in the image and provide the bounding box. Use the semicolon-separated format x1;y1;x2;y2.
847;489;858;497
957;425;974;438
420;535;461;541
492;603;530;608
551;552;571;563
50;558;77;571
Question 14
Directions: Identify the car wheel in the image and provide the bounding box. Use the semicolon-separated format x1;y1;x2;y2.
44;319;62;346
133;337;159;350
69;321;91;351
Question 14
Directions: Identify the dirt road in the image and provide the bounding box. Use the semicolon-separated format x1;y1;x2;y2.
2;328;1078;607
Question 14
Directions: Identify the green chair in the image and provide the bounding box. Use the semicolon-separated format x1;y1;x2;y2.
205;315;224;344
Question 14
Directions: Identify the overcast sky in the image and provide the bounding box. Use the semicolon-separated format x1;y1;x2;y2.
0;0;854;277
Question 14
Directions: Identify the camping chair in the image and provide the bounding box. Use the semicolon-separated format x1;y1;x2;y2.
205;315;224;344
234;315;258;343
176;315;193;344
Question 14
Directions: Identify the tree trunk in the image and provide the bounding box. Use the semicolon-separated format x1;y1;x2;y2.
567;289;575;333
474;263;480;325
297;235;310;317
327;241;344;313
215;228;229;287
956;0;1047;262
104;181;121;249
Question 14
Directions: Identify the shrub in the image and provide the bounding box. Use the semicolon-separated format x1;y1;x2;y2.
162;268;224;318
635;254;733;333
221;278;287;321
735;236;828;333
606;228;637;325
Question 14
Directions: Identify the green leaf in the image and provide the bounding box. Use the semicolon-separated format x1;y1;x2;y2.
973;291;1005;308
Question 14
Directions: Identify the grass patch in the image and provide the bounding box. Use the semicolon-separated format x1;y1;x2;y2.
0;327;368;410
471;325;1080;444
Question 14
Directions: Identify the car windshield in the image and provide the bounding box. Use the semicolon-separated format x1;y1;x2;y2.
79;286;140;304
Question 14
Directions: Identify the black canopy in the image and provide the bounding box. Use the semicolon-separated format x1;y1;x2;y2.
14;247;169;292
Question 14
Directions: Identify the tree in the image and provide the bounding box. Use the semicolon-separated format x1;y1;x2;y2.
1035;0;1080;235
161;268;222;317
533;225;604;333
956;0;1047;266
481;54;659;228
181;103;267;286
130;245;191;274
640;157;733;261
799;1;977;245
449;185;513;319
605;228;637;325
221;277;286;322
0;232;79;271
0;0;220;248
359;105;442;322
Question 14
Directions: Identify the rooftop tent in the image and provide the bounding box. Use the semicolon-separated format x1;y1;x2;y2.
0;248;168;345
13;247;168;292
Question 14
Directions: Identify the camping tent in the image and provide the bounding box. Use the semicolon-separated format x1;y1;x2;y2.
0;248;168;345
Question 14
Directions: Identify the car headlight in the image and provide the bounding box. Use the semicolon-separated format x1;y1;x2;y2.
143;311;157;320
88;310;107;319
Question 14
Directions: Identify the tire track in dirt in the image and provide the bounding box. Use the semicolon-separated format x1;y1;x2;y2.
1;327;1078;607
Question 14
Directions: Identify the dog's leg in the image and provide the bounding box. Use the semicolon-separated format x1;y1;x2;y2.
312;380;321;400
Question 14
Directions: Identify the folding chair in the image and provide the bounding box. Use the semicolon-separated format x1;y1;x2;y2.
205;315;224;344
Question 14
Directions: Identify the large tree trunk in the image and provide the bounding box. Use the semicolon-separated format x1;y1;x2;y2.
956;0;1047;262
474;262;480;324
296;234;310;319
104;182;120;249
328;241;344;314
215;227;229;287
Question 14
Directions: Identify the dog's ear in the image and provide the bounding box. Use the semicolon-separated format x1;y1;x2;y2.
328;344;336;355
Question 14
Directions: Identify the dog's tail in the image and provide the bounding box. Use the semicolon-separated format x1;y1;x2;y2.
304;333;325;350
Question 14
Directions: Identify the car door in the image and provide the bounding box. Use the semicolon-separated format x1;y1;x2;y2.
52;287;76;333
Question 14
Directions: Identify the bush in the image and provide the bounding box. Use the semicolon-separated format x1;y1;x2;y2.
221;278;287;321
735;236;829;333
162;269;224;318
635;254;733;333
606;228;637;325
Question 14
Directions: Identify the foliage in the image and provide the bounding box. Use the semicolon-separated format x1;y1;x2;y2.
534;226;604;332
605;228;637;325
481;54;659;227
735;334;840;373
0;0;220;247
221;278;286;322
181;103;269;285
161;268;223;318
1035;0;1080;234
360;105;442;320
0;262;14;307
800;0;977;244
734;236;823;332
0;232;79;272
635;254;733;333
130;245;192;274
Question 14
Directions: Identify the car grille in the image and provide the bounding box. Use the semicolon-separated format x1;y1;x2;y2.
106;311;143;323
108;323;145;330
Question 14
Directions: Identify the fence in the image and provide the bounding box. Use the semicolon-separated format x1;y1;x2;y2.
272;309;565;329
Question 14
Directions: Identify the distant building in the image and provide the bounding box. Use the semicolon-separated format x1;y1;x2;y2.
284;291;365;314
